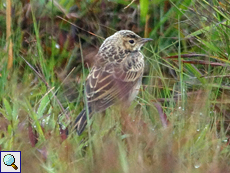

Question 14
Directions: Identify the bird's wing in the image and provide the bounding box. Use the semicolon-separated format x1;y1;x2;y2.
85;52;144;112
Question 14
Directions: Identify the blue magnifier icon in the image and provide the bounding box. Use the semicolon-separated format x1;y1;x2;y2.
3;154;18;170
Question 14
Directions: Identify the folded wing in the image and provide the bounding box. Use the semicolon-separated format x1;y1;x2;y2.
86;52;144;112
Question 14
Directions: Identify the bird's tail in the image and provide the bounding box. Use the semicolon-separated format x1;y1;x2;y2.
74;108;92;135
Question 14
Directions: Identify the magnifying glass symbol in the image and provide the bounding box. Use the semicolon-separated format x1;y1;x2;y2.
3;154;18;170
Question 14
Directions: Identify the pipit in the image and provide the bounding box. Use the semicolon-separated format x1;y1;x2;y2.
74;30;152;135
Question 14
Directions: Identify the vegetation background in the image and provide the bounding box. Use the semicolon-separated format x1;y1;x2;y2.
0;0;230;172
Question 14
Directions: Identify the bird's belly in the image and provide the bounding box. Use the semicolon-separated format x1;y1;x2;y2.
128;78;142;103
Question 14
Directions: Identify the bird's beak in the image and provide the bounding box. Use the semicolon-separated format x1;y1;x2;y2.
140;38;153;44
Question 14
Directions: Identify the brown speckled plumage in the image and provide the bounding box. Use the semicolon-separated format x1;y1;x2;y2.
74;30;152;135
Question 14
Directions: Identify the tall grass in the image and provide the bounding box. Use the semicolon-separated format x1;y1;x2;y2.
0;0;230;172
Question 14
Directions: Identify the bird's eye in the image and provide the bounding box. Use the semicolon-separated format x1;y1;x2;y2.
129;40;135;44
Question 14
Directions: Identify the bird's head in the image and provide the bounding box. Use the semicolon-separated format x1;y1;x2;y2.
101;30;152;53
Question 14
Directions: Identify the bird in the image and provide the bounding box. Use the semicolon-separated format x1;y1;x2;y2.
74;30;152;135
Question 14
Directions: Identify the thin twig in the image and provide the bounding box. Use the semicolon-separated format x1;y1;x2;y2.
57;16;105;40
124;0;136;9
6;0;13;70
